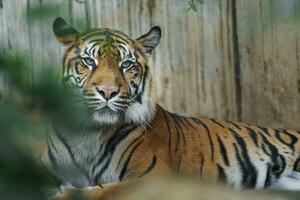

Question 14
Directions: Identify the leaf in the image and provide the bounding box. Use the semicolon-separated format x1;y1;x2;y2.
186;0;203;12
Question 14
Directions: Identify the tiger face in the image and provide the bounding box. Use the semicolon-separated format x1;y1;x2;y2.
53;18;161;125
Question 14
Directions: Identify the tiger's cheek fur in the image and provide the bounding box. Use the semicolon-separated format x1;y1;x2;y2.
124;65;141;96
62;46;84;82
124;67;156;124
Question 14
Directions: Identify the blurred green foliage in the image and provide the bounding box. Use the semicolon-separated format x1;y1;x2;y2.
187;0;204;12
0;51;87;200
0;2;89;199
27;3;60;23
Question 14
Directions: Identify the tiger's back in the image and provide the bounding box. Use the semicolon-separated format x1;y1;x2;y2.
153;107;300;189
112;106;300;190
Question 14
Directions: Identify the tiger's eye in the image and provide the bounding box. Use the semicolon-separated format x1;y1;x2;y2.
122;60;134;69
83;57;95;67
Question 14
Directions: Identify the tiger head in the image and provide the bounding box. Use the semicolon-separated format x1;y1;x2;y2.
53;18;161;125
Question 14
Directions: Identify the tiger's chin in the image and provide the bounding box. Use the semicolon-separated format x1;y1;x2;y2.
91;107;123;125
92;112;121;124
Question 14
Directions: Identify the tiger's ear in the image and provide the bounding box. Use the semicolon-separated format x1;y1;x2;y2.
53;17;79;45
136;26;161;55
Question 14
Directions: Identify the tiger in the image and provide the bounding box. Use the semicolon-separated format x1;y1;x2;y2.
46;17;300;200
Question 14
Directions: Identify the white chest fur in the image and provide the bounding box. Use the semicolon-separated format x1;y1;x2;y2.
44;125;140;188
46;131;113;187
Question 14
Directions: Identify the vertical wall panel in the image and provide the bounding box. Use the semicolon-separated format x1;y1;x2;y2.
236;0;300;129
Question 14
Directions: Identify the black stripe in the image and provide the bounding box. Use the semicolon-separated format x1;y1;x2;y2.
138;155;157;178
172;113;188;129
92;126;138;184
232;132;257;188
133;64;149;104
169;113;184;172
257;126;270;136
174;115;187;145
275;129;297;151
93;158;110;184
293;157;300;171
229;122;242;130
130;81;139;90
273;154;286;176
181;117;196;129
84;47;90;56
233;144;248;186
210;119;224;128
170;113;186;152
52;123;90;181
140;64;149;94
246;127;259;148
134;94;142;104
113;39;128;47
118;44;128;55
162;108;172;158
169;113;186;172
258;132;278;161
264;163;272;188
192;118;214;161
128;50;133;59
92;45;98;56
117;134;144;168
88;42;101;55
262;143;271;156
119;140;144;181
80;76;88;87
217;164;226;181
92;124;136;174
64;55;81;76
217;135;229;166
134;51;140;60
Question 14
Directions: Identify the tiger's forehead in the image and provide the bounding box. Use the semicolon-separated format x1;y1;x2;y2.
75;28;137;61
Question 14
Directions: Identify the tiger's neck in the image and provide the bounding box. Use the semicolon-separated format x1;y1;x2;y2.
47;110;157;187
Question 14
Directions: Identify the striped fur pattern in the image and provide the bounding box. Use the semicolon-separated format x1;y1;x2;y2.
46;18;300;194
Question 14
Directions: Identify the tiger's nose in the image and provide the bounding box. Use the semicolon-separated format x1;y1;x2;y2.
96;86;119;101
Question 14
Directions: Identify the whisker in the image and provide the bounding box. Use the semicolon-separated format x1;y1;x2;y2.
112;104;128;110
113;101;129;106
115;100;131;104
87;101;101;105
